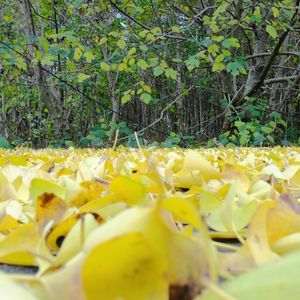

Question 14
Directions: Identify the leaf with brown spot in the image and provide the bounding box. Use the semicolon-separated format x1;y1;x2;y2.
36;193;67;231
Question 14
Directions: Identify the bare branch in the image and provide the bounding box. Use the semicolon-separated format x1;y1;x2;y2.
264;76;298;84
246;52;300;60
243;0;300;98
26;0;55;22
108;0;186;40
117;86;195;142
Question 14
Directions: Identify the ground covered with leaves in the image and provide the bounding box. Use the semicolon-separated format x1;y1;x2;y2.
1;147;300;299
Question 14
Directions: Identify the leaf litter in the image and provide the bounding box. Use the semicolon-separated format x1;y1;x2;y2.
0;147;300;299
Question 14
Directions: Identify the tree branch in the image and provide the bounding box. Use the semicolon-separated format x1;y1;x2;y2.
26;0;55;22
264;75;298;84
246;52;300;60
108;0;186;40
243;0;300;98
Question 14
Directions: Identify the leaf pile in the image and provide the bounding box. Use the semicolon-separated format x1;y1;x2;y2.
1;147;300;299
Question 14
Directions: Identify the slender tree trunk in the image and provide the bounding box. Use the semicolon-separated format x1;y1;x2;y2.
0;81;8;138
18;0;63;141
101;41;119;124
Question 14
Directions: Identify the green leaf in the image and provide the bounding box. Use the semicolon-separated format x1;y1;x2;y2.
149;57;159;67
254;134;265;145
234;121;245;128
239;134;249;146
153;66;164;77
77;73;90;83
165;68;178;80
151;27;162;35
128;48;136;56
146;33;156;42
279;119;287;127
3;15;13;22
226;142;236;148
100;62;110;71
226;58;247;76
215;54;224;63
214;2;228;16
0;136;11;149
121;94;132;104
117;39;126;49
254;6;262;18
222;38;240;49
266;25;278;39
109;31;119;38
99;37;107;45
283;9;293;20
172;58;182;63
272;7;280;18
208;44;219;55
65;140;74;148
142;84;151;93
261;126;273;134
267;135;274;143
185;56;200;71
226;62;240;76
83;51;94;63
40;55;55;66
198;250;300;300
140;93;152;104
139;44;148;52
212;35;224;42
74;47;82;62
137;59;149;70
118;63;127;71
212;62;225;72
67;59;77;71
171;26;180;33
63;31;77;42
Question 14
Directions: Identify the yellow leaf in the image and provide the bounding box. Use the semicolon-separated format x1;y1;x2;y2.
0;223;39;266
272;232;300;255
42;206;206;300
30;178;66;203
35;192;67;231
205;182;257;237
110;176;146;205
0;215;20;233
46;212;104;253
200;192;221;215
82;233;168;300
69;181;105;207
175;151;221;188
267;197;300;245
247;200;278;265
160;196;201;229
84;206;206;287
0;275;39;300
54;213;100;266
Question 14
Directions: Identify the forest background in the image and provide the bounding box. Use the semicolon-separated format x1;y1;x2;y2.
0;0;299;148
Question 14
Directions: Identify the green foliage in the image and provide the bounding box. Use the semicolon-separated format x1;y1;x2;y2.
226;57;247;76
211;98;287;147
266;25;278;39
0;136;11;148
0;0;299;148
